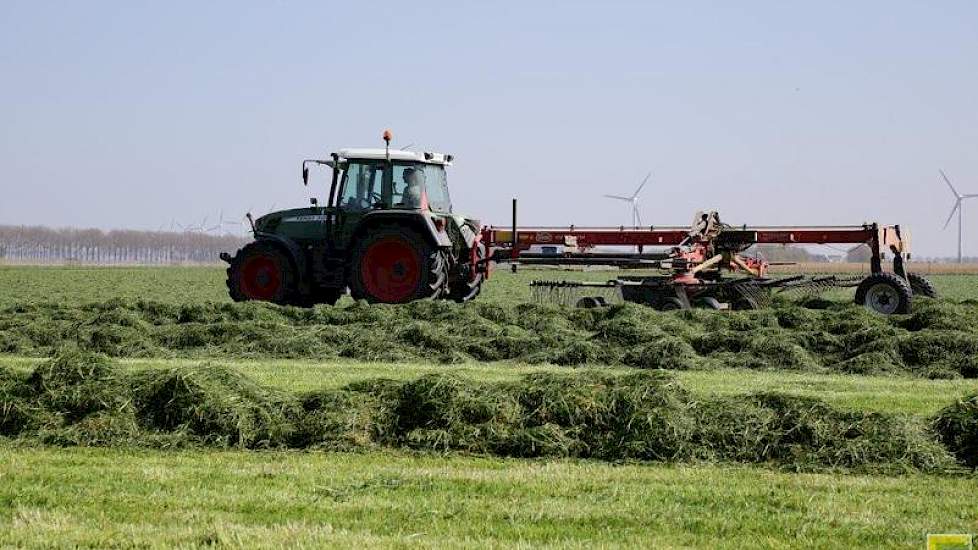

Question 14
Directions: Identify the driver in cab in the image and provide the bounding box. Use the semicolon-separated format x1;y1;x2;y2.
397;167;425;209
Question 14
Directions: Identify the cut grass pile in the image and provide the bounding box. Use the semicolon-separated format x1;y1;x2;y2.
1;351;974;473
2;297;977;378
932;394;978;468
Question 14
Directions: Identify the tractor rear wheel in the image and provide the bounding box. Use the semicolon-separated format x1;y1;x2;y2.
227;241;296;305
855;272;912;314
907;273;938;298
349;225;447;303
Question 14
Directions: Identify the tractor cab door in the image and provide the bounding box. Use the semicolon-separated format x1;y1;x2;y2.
332;160;388;250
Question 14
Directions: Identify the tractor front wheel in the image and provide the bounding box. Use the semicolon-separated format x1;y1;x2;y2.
350;225;447;303
227;241;296;305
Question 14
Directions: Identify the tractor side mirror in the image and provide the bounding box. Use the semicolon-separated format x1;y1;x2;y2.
302;159;335;186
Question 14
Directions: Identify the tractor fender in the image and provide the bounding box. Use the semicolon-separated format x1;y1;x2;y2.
351;211;452;249
251;232;308;285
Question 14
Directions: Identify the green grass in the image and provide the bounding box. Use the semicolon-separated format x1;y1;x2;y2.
2;264;976;307
0;446;975;549
4;355;976;416
2;265;978;547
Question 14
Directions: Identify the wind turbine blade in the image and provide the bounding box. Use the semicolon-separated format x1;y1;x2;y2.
940;169;962;198
603;194;633;201
964;194;978;199
634;206;642;227
632;172;652;199
943;201;961;230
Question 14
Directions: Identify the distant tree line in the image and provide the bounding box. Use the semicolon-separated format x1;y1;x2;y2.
0;225;247;265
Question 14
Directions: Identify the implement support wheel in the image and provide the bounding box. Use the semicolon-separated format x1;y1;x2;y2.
854;272;912;315
907;273;938;299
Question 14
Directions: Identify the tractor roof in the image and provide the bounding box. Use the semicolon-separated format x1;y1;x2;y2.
337;148;453;165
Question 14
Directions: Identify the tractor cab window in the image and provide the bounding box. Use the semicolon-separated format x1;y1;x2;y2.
422;164;451;213
338;162;384;210
338;161;451;213
392;164;425;209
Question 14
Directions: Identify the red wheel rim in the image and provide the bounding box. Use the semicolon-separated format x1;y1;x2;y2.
240;255;282;300
360;238;421;302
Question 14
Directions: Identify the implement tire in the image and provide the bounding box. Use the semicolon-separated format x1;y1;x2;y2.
227;241;297;305
350;225;447;303
855;272;912;315
657;297;686;311
907;273;938;299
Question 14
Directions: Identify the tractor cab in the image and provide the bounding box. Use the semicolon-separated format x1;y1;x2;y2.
310;149;454;214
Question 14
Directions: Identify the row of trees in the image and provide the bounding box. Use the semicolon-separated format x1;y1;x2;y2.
0;225;247;265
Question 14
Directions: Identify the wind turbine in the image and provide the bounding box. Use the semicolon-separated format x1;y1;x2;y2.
940;169;978;264
603;172;651;227
203;211;230;234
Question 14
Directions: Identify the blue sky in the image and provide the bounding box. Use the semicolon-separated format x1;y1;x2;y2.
1;1;976;256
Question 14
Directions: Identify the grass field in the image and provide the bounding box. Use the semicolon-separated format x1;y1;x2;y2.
2;447;976;549
1;265;977;548
2;264;977;306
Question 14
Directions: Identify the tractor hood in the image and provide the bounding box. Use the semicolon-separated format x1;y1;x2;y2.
254;207;324;234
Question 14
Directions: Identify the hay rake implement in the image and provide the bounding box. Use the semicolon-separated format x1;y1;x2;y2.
483;201;935;314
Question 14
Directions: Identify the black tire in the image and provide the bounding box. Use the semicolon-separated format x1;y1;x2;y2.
226;241;296;305
575;296;607;309
693;296;723;310
657;297;686;311
349;225;447;303
907;273;938;298
854;272;913;315
450;243;486;303
729;284;766;311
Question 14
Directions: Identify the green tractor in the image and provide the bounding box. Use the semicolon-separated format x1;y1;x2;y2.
221;134;486;306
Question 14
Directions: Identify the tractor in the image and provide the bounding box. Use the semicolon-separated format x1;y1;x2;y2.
221;132;486;306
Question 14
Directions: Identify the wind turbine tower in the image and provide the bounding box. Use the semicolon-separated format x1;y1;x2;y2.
940;170;978;264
